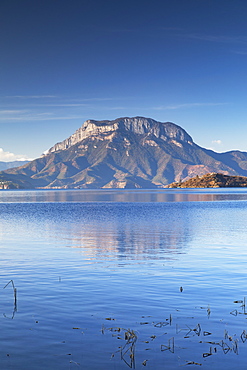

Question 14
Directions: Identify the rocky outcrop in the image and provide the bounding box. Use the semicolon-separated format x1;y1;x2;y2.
168;173;247;188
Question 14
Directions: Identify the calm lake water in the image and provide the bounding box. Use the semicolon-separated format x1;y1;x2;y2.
1;188;247;369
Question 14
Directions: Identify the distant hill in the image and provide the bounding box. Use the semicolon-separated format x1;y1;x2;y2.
0;161;29;171
168;173;247;188
2;116;247;189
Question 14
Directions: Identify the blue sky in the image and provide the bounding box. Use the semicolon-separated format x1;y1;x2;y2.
1;0;247;161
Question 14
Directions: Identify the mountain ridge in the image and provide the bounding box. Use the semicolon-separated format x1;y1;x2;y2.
47;116;194;154
0;160;29;171
2;116;247;189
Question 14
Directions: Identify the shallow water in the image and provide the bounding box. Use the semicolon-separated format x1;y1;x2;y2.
1;189;247;369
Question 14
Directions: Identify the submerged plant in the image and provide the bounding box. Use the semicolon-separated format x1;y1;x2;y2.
3;280;17;319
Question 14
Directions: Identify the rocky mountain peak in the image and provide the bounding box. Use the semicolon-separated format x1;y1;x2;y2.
47;116;194;154
4;116;247;189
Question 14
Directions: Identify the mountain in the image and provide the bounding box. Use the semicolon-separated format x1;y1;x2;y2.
3;116;247;189
0;160;29;171
168;173;247;188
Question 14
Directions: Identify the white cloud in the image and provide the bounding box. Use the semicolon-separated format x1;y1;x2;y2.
212;140;222;145
0;148;32;162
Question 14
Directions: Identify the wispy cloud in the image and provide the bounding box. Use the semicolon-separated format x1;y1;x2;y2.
78;97;121;102
1;96;126;109
0;110;29;115
183;33;247;55
108;106;127;110
0;109;85;122
185;33;247;45
40;104;90;107
153;102;227;110
0;115;85;122
5;95;58;99
231;50;247;55
4;95;119;102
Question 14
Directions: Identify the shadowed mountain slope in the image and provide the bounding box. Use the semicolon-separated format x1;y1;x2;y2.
3;117;247;189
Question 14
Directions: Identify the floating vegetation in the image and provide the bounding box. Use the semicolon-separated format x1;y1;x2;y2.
4;282;246;368
202;346;213;358
185;323;201;337
100;296;247;368
102;326;137;368
207;304;211;318
185;360;202;366
153;314;172;328
240;330;247;343
69;360;80;366
161;337;174;353
121;329;137;368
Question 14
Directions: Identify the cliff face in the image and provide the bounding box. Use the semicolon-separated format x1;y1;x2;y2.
3;116;247;189
47;117;194;154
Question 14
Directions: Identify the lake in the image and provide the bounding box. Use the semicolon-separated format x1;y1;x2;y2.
1;188;247;369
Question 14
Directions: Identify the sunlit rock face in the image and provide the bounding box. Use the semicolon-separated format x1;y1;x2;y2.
4;116;247;189
47;117;194;154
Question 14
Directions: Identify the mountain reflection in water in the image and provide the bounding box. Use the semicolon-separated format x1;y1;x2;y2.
1;189;247;369
1;188;247;203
